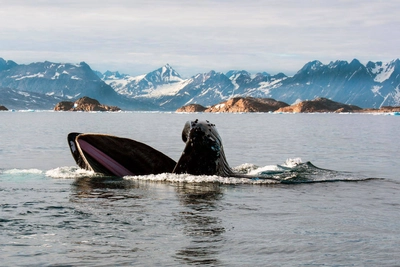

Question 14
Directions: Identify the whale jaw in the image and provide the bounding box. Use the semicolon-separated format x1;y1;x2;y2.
173;120;234;176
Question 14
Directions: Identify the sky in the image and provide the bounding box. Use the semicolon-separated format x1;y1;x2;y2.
0;0;399;77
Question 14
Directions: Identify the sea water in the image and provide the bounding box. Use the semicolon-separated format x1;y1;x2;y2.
1;111;400;266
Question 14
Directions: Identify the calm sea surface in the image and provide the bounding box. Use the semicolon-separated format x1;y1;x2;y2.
1;111;399;266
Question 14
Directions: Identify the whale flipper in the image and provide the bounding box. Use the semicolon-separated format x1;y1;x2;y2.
67;133;176;177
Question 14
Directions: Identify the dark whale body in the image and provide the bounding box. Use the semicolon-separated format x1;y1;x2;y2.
173;119;235;176
68;119;269;179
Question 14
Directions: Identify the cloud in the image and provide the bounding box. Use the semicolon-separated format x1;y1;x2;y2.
0;0;399;77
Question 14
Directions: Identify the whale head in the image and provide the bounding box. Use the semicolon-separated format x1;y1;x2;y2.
173;120;233;176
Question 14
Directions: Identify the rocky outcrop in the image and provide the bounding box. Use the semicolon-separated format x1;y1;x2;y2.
54;96;121;111
358;106;400;113
176;104;207;112
276;97;362;113
0;105;8;111
54;101;74;111
204;97;289;113
176;96;399;113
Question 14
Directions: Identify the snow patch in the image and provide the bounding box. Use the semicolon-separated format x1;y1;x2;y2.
143;80;189;97
393;86;400;104
214;103;225;109
370;62;395;82
371;85;383;95
15;73;45;80
51;72;60;79
17;91;30;97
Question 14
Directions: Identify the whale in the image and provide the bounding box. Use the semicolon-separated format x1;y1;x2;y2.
68;119;279;179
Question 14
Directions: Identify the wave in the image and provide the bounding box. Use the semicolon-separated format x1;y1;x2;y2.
2;168;43;175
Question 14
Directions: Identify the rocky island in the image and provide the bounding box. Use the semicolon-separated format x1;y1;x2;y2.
176;97;400;114
358;106;400;113
0;105;8;111
206;97;289;113
176;103;208;112
276;97;362;113
54;96;121;112
177;97;288;113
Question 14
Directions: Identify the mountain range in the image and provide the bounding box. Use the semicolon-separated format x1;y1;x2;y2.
1;57;399;110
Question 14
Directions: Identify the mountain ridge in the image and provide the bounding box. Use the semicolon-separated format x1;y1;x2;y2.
1;57;399;110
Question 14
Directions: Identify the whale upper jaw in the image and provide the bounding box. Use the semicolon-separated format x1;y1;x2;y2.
173;120;234;176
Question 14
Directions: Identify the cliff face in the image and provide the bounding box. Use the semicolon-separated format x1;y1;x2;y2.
205;97;289;113
54;96;121;111
276;97;362;113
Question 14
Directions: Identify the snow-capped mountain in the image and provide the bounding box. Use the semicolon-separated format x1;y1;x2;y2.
226;70;287;97
0;87;65;110
99;66;287;110
0;60;124;107
106;59;398;109
265;59;400;108
1;57;400;110
102;64;184;98
0;59;162;110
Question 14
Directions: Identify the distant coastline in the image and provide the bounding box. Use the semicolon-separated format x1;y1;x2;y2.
176;97;400;114
2;96;400;114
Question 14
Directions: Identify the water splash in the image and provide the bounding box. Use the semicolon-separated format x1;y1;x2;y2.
44;158;374;185
124;173;279;185
45;166;97;179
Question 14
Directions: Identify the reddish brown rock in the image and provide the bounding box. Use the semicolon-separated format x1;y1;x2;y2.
358;106;400;113
276;97;362;113
54;96;121;112
54;101;74;111
205;97;289;113
176;104;207;112
0;105;8;111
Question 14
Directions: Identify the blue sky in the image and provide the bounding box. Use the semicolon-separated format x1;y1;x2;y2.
0;0;399;77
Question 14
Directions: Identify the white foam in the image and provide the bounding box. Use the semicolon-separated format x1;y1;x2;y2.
247;165;287;175
232;163;260;173
124;173;279;185
45;166;96;179
124;159;304;184
282;157;303;167
4;168;43;174
44;158;305;184
235;158;302;176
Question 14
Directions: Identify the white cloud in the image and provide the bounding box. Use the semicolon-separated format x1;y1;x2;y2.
0;0;399;77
